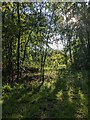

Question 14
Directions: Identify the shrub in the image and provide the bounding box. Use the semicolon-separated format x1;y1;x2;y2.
3;83;12;93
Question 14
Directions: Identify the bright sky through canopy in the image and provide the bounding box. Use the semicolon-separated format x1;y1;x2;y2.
49;41;64;50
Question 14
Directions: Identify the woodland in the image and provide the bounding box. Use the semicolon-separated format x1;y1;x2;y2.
2;1;90;119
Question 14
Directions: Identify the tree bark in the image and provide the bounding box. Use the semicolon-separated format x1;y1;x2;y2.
17;2;20;82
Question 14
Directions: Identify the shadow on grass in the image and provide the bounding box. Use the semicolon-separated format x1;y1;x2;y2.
2;69;88;119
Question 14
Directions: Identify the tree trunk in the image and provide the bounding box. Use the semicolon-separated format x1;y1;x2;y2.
64;50;67;66
40;51;43;82
17;2;20;82
9;38;13;83
68;37;72;64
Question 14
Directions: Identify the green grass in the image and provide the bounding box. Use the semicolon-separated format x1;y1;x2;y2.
2;69;89;119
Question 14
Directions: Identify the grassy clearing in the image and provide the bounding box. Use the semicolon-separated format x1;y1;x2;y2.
2;70;88;119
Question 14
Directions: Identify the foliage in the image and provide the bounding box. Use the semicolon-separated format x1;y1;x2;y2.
2;70;88;119
2;2;90;119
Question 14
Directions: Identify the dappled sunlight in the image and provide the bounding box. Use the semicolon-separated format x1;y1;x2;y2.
55;69;88;118
2;56;88;119
67;87;74;103
78;89;85;100
2;69;88;119
45;82;51;89
56;90;63;101
40;79;56;94
2;1;90;119
76;89;88;118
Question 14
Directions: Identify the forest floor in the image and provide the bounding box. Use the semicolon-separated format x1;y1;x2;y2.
2;69;89;119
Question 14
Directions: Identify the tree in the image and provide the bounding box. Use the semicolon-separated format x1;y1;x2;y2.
16;2;20;81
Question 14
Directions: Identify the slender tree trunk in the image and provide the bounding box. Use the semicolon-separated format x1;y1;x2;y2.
69;48;72;63
9;38;13;83
10;8;14;83
41;48;47;84
17;2;20;82
68;37;72;64
40;3;55;85
40;51;43;82
64;49;67;66
22;31;32;62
